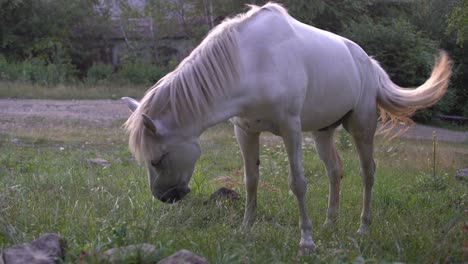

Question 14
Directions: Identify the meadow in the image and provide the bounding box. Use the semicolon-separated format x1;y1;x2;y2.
0;115;467;263
0;81;146;100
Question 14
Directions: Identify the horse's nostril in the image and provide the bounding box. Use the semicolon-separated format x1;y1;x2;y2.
158;186;190;203
178;185;191;195
159;195;175;203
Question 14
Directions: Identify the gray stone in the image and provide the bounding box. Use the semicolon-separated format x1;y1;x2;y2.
100;244;158;264
209;187;240;205
158;250;208;264
455;168;468;180
1;233;63;264
86;158;110;167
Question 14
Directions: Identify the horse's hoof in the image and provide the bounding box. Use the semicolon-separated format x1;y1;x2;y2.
297;239;316;256
356;224;369;235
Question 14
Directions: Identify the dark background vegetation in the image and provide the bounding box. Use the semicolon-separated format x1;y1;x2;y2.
0;0;466;120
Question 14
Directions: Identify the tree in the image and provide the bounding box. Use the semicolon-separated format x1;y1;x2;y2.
448;0;468;46
0;0;95;62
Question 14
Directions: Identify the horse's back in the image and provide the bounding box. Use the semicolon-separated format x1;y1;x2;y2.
236;7;376;131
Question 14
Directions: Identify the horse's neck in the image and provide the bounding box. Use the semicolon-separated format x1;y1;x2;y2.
200;99;243;132
168;96;243;138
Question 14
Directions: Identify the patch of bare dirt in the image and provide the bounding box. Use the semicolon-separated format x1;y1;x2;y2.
0;99;467;142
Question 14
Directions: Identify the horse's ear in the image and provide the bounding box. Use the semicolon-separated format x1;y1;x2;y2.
142;114;158;135
122;97;140;112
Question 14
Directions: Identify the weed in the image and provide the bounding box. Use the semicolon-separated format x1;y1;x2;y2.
416;172;449;191
338;129;353;150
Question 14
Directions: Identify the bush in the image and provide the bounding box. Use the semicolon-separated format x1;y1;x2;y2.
22;60;77;85
342;17;437;87
1;56;169;86
0;56;76;85
342;17;450;121
0;56;21;81
85;64;114;85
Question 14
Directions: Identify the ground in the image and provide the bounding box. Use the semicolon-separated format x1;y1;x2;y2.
1;98;466;262
1;99;467;142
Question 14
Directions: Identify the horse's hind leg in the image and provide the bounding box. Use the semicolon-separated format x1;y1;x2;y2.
234;125;260;227
343;111;377;234
312;129;342;227
280;116;315;254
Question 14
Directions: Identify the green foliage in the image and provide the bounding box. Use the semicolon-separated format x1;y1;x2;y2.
284;0;368;32
85;64;114;85
447;0;468;46
0;0;466;119
0;124;466;262
0;56;77;85
338;129;353;151
0;0;94;61
0;56;170;86
416;173;449;191
114;62;166;85
343;18;437;87
0;56;20;81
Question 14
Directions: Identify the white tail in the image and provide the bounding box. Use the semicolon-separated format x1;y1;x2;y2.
373;51;452;136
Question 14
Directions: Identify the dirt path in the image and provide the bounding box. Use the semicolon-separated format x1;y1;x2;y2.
0;99;129;123
1;99;467;142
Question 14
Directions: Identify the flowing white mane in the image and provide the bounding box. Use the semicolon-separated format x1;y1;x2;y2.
124;3;289;163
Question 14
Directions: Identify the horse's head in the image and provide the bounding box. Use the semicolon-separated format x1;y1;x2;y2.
122;97;201;203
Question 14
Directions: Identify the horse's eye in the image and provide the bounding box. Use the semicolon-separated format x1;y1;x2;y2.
151;153;168;167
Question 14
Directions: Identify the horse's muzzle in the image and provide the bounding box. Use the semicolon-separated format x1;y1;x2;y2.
158;185;191;203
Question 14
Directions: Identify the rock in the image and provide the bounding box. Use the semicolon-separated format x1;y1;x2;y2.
86;158;110;167
158;249;207;264
208;187;240;204
1;233;63;264
100;244;158;264
455;168;468;180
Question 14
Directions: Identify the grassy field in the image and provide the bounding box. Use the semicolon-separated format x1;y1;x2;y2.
0;119;467;263
0;81;147;100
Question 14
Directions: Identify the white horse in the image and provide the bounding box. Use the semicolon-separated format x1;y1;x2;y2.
122;3;451;254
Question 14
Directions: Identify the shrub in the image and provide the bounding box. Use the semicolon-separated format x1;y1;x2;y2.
85;64;114;85
342;17;449;121
0;56;76;85
21;59;77;85
342;17;437;87
0;56;21;81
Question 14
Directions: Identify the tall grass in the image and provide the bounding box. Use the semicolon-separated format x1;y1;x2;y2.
0;122;466;263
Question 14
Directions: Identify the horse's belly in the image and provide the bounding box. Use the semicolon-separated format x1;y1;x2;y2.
300;96;354;131
300;110;351;131
301;99;353;131
230;116;281;135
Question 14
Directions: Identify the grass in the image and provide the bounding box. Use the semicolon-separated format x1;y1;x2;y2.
0;121;467;263
0;81;147;100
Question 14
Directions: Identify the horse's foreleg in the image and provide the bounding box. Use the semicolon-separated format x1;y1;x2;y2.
312;129;342;227
234;125;260;227
281;117;316;254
